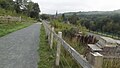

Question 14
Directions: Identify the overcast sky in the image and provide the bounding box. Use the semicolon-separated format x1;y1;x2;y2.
32;0;120;14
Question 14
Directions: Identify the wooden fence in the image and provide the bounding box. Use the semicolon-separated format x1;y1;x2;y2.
0;15;21;22
42;21;94;68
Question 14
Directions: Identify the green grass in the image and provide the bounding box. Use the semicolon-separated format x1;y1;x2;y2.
0;7;36;37
103;58;120;68
50;19;120;68
50;20;84;68
50;19;87;35
0;21;34;37
38;25;56;68
50;20;120;68
50;20;87;54
0;8;17;16
50;20;73;32
37;24;79;68
59;45;82;68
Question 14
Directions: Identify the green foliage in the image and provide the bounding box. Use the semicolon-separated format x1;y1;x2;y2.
0;0;37;37
103;59;120;68
50;19;87;67
14;2;21;13
59;46;82;68
0;0;40;19
0;8;16;16
50;19;87;35
50;20;73;32
0;0;14;10
30;3;40;19
40;14;50;20
64;11;120;38
68;13;79;24
79;14;120;38
0;21;33;37
61;14;67;22
15;0;41;19
38;25;55;68
62;27;79;38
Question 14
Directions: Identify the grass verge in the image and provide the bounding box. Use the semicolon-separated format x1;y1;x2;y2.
50;20;84;68
38;25;55;68
0;21;34;37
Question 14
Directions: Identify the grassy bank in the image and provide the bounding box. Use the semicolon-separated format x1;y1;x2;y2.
50;20;87;54
50;20;83;68
50;20;120;68
38;25;55;68
0;7;37;37
0;21;34;37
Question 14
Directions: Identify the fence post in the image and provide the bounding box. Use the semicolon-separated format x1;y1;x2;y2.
19;16;21;22
93;52;103;68
56;32;62;66
50;27;54;49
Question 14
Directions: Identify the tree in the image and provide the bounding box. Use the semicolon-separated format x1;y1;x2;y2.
14;0;40;19
40;14;50;20
68;13;79;24
26;1;34;16
0;0;14;10
30;3;40;19
62;14;66;22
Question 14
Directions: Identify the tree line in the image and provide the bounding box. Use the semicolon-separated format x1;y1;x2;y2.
0;0;40;19
39;11;120;37
60;13;120;37
78;14;120;36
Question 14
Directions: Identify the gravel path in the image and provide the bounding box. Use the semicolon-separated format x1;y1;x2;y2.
0;23;41;68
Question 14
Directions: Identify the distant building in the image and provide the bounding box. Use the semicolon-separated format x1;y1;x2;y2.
54;11;58;19
56;11;58;17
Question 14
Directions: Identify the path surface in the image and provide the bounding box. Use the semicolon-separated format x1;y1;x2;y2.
0;23;41;68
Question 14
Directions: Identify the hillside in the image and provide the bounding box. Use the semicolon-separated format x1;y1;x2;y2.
56;9;120;40
64;9;120;16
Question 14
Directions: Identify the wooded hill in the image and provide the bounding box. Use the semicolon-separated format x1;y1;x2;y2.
61;9;120;38
64;9;120;15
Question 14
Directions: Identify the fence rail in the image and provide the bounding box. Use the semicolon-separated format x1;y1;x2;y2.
42;20;93;68
0;15;21;22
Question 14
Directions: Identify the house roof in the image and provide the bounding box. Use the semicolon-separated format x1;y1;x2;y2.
91;52;103;56
100;36;116;44
88;44;102;51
